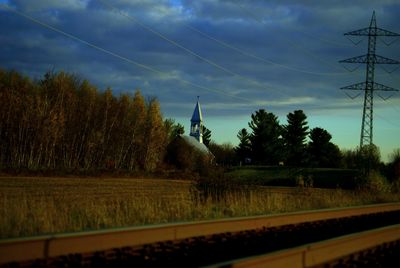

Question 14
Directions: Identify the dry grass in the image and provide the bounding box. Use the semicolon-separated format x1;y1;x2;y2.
1;177;399;239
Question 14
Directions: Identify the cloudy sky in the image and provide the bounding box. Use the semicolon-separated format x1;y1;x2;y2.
1;0;399;161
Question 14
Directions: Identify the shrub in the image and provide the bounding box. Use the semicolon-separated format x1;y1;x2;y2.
193;168;227;202
386;149;400;183
357;170;391;193
192;167;244;203
391;180;400;193
165;136;214;175
165;138;193;170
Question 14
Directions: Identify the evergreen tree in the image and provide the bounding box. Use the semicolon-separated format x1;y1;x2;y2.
307;127;341;167
208;142;236;166
235;128;251;163
164;118;184;143
248;109;283;165
202;126;212;146
283;110;309;166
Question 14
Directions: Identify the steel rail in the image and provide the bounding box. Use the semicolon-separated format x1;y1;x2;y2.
0;203;399;264
209;224;400;268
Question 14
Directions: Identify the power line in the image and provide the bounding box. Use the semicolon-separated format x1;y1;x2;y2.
380;97;400;114
96;0;276;90
234;2;355;48
185;24;349;76
233;2;359;74
299;28;357;48
340;80;400;119
108;0;348;76
96;0;349;103
0;4;251;102
374;111;400;128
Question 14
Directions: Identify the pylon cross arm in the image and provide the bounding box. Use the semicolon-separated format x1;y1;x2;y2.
340;54;400;64
374;55;400;64
345;27;400;36
373;82;399;92
339;55;367;63
340;82;366;90
340;82;399;92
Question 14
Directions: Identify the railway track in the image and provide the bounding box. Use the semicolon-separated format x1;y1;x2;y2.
1;203;399;267
210;224;400;267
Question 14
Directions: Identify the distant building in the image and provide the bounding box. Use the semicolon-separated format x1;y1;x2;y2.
183;96;210;154
166;97;213;169
181;97;213;154
178;135;210;155
190;96;203;143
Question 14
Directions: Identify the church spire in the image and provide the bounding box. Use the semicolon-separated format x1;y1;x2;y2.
190;96;203;143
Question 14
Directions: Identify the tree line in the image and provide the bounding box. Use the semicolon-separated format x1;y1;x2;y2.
235;109;341;167
1;68;399;183
208;108;399;185
0;69;170;172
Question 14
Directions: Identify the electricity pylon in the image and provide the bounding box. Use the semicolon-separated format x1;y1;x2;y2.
340;11;399;147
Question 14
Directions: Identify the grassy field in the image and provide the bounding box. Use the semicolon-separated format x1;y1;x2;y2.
1;176;399;239
226;166;359;189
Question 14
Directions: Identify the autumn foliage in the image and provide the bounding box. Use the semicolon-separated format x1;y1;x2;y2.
0;69;166;172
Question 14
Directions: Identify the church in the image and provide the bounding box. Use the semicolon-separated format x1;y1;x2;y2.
178;97;211;155
166;97;213;169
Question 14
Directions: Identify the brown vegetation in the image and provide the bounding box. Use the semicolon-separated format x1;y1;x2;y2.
1;177;399;239
0;69;166;172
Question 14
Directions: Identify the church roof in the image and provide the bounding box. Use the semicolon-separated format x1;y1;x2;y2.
179;135;211;155
191;100;203;123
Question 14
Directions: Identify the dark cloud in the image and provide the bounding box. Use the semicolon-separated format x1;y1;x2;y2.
1;0;399;156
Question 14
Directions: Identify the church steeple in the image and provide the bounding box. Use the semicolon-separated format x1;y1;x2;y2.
190;96;203;143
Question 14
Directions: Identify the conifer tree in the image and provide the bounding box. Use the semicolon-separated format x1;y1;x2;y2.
164;118;184;143
283;110;309;166
202;126;212;146
248;109;283;165
307;127;341;167
235;128;251;163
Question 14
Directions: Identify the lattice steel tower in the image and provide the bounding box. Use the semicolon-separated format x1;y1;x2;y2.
340;11;399;147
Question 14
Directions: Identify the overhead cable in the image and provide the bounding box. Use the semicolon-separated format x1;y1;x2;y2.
185;24;349;76
96;0;277;90
0;4;251;102
233;2;358;73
